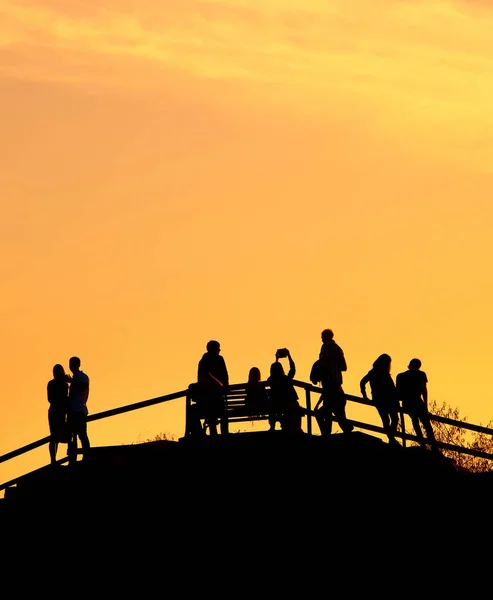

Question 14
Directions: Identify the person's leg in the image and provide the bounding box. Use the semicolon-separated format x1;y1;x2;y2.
419;410;438;451
318;401;333;435
77;414;90;457
331;388;353;433
409;413;425;445
208;418;218;435
49;440;57;464
389;409;400;445
376;406;394;443
67;412;78;464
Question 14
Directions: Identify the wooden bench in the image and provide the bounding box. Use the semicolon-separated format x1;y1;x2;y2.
184;383;273;436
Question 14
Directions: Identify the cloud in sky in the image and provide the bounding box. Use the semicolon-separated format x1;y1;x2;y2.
1;0;493;171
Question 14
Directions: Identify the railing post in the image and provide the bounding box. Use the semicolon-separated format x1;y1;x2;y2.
184;390;191;437
305;388;312;435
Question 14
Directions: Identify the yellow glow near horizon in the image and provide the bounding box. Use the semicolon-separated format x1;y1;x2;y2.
1;0;493;485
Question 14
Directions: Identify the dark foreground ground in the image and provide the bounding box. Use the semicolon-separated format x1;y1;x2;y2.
2;431;491;584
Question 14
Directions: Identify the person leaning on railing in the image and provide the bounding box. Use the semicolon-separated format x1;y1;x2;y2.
396;358;439;453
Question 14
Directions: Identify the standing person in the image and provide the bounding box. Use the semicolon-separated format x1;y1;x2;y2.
360;354;400;446
396;358;438;452
67;356;90;464
47;363;70;465
315;329;353;435
197;340;229;435
267;349;303;433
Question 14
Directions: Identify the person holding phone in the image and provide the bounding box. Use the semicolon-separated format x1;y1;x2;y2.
267;348;303;433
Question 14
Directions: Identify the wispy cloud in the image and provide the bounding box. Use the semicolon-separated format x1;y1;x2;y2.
1;0;493;169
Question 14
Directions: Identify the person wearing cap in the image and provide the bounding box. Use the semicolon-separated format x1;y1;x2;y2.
396;358;438;452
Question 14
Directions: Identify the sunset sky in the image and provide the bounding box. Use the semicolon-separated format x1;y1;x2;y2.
2;0;493;485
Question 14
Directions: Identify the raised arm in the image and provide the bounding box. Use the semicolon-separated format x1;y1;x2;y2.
287;351;296;379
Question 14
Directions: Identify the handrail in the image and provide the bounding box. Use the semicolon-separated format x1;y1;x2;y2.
1;381;492;493
292;379;493;439
0;388;188;465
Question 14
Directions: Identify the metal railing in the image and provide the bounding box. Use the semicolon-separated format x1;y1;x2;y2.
1;380;492;492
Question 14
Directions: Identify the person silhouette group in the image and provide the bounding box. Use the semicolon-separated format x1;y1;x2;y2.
44;337;439;470
360;353;438;450
187;335;438;451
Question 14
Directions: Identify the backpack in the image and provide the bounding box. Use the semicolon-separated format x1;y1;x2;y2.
310;360;326;385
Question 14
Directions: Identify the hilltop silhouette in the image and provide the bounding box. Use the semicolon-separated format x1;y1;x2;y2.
2;430;491;535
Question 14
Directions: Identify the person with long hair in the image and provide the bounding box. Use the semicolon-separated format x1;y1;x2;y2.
47;363;69;464
245;367;269;419
267;349;303;433
360;353;400;446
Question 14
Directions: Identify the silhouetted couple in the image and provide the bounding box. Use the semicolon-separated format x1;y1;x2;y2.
47;356;90;465
311;329;353;436
361;354;437;451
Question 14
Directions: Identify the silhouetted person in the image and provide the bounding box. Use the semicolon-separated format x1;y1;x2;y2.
360;354;400;446
197;340;229;435
245;367;270;418
314;329;353;435
267;349;303;433
67;356;90;464
396;358;438;452
47;363;69;464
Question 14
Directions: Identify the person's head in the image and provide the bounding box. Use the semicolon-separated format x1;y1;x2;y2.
321;329;334;343
69;356;81;374
206;340;221;354
53;364;65;379
408;358;422;370
270;362;285;378
373;354;391;371
248;367;261;384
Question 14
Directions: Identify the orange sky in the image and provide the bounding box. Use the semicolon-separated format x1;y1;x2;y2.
2;0;493;486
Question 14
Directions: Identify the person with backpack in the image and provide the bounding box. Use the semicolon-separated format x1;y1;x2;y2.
312;329;353;435
197;340;230;435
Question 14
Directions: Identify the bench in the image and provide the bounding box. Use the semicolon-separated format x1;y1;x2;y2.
184;382;273;436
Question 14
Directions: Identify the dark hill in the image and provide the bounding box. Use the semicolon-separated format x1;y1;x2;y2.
2;430;491;581
3;431;490;523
